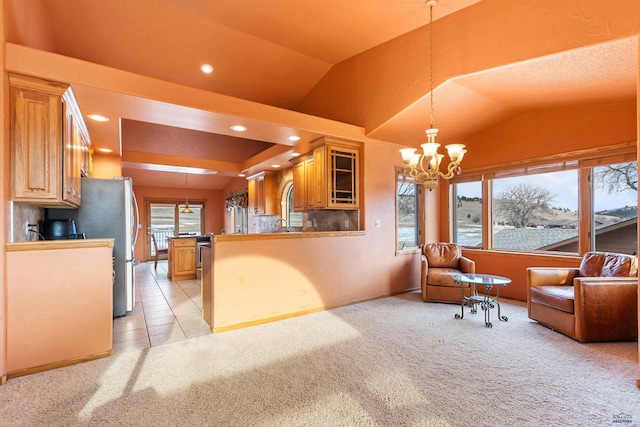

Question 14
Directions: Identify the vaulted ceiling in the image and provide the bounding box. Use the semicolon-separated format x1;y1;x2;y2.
5;0;637;190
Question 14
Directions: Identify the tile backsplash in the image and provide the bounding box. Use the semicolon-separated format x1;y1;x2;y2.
250;210;360;234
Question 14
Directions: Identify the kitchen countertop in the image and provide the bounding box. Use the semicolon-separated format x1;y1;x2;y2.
6;238;115;252
213;230;365;242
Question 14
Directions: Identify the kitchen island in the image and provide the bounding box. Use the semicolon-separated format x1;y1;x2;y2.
200;229;418;333
5;238;114;377
167;236;196;281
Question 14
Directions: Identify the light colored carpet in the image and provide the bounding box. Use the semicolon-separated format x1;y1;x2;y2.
1;292;638;426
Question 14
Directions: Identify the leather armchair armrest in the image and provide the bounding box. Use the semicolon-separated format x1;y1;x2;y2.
421;254;428;286
573;277;638;342
527;267;579;288
459;256;475;274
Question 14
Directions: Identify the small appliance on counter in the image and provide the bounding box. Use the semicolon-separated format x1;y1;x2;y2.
39;218;82;240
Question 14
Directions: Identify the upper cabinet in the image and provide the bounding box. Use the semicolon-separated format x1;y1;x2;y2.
292;137;361;211
247;171;278;215
9;74;91;208
291;153;315;211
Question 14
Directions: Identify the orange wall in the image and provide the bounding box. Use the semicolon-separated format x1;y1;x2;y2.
92;153;122;179
133;185;224;261
3;0;56;52
462;101;637;170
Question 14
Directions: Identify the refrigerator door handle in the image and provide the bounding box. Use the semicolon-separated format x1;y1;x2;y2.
132;190;140;246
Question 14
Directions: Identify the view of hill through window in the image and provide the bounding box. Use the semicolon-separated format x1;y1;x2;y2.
454;162;637;254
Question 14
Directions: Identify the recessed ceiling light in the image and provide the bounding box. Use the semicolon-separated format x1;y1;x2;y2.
288;135;301;142
230;125;247;132
291;152;301;157
87;114;110;122
201;64;214;74
97;148;113;153
271;164;280;168
238;173;246;177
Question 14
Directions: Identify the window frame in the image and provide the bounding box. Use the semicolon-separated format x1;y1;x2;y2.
396;167;425;255
448;144;636;256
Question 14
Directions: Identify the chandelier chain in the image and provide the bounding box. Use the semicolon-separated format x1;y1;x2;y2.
397;0;466;189
429;3;434;129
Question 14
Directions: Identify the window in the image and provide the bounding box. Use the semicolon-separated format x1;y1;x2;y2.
230;206;248;234
148;200;205;258
284;182;303;227
449;147;637;256
396;171;422;253
178;203;203;234
592;161;637;255
453;181;483;248
491;169;578;252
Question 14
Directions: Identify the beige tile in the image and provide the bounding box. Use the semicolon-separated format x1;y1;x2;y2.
113;327;148;344
113;337;151;354
145;315;178;328
113;317;147;333
184;326;211;339
147;322;182;337
141;298;170;308
149;330;187;346
143;307;175;319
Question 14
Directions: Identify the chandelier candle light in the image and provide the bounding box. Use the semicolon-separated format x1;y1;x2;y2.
399;0;466;189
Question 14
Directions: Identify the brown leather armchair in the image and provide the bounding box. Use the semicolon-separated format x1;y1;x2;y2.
421;243;476;303
527;251;638;342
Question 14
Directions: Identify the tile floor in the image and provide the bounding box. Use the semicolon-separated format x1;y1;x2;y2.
112;260;211;354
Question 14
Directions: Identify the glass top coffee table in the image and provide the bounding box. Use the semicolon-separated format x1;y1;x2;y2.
453;274;511;328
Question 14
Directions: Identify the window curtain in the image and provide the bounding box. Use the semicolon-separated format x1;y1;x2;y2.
225;189;248;210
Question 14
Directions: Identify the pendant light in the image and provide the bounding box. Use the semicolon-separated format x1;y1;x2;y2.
181;173;193;214
399;0;466;189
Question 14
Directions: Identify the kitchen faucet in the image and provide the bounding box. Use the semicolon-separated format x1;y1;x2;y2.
274;218;289;232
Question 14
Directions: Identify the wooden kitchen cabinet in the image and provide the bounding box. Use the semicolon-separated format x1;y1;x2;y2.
293;137;361;211
9;74;91;207
291;154;315;211
247;171;278;215
167;237;197;281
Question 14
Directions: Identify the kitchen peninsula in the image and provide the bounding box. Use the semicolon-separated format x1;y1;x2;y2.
200;229;396;333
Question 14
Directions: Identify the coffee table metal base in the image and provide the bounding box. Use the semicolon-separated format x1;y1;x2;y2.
453;274;510;328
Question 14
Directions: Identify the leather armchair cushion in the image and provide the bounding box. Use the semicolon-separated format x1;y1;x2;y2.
579;251;638;277
427;268;462;287
423;243;461;269
529;285;574;314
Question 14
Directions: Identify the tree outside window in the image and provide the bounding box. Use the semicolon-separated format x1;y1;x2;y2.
593;161;637;254
491;170;579;252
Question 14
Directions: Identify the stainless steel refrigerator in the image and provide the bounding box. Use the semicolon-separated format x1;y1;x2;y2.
49;177;140;317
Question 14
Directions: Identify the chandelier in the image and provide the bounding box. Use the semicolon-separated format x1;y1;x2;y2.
399;0;466;189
